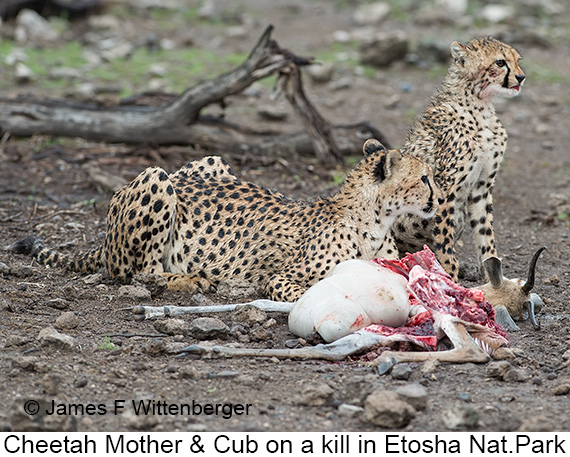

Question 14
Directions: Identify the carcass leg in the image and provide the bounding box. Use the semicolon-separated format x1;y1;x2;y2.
128;300;295;320
372;316;490;375
176;330;387;361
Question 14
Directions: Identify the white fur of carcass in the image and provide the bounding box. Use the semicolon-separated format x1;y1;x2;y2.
288;259;411;342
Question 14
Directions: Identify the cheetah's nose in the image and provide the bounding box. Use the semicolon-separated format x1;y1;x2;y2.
515;74;525;84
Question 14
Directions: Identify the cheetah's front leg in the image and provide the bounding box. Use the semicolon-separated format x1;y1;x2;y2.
264;273;307;302
432;200;460;280
468;190;498;280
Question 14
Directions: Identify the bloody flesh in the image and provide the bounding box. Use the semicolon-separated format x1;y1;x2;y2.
368;246;508;351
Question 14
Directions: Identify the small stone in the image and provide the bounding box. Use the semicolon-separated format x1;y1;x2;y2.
257;105;289;121
359;30;409;68
179;365;203;380
153;318;189;336
364;390;416;428
42;374;62;395
216;370;241;378
231;305;267;326
37;327;76;351
485;360;511;379
47;298;70;310
295;383;334;406
391;363;412;380
518;415;555;432
249;326;272;342
306;62;335;83
395;383;428;411
15;63;34;83
15;9;59;44
442;401;479;430
54;312;79;330
337;403;364;417
133;273;167;297
552;382;570;396
187;317;230;340
479;4;513;23
352;2;391;26
117;285;152;301
0;262;11;275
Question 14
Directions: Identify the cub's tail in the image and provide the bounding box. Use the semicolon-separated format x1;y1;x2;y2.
6;236;104;274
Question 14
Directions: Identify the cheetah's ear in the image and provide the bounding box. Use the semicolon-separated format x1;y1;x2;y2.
450;41;469;64
363;138;387;156
374;149;401;183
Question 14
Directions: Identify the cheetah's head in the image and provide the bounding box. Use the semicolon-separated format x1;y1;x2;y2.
450;36;525;101
363;139;442;220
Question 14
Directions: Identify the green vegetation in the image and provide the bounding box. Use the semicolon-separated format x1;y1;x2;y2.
98;336;118;351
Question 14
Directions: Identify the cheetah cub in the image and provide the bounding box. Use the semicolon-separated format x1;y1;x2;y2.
10;140;440;302
384;36;525;280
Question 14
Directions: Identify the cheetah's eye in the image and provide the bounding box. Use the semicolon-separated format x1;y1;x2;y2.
421;175;429;184
495;59;507;68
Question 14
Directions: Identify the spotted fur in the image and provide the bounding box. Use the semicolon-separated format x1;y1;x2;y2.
382;36;525;280
12;142;440;302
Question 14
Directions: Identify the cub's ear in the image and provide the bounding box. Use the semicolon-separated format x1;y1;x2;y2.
374;149;401;183
363;138;387;156
450;40;468;64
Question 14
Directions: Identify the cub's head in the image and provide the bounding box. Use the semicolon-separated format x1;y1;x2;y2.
450;36;525;100
362;139;441;219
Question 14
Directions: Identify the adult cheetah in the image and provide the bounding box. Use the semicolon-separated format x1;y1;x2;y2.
10;140;441;302
382;36;526;280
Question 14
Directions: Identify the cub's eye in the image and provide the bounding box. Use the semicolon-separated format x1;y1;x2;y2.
495;59;507;67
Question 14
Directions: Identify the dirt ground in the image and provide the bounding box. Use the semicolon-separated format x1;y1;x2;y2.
1;1;570;432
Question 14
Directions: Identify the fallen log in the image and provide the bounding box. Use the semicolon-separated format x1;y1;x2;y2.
0;25;390;164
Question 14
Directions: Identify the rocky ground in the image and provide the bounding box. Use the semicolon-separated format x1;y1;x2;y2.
1;0;570;432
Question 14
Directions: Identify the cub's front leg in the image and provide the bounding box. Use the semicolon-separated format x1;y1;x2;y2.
432;200;459;280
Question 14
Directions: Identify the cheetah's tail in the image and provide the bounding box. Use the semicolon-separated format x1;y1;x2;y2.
6;235;104;274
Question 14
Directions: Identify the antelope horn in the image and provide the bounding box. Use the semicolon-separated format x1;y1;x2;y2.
521;246;548;294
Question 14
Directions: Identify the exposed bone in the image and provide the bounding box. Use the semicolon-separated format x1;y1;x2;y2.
129;299;294;321
479;247;547;331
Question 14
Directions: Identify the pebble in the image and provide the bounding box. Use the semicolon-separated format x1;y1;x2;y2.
231;305;267;326
216;370;242;378
0;262;11;275
306;62;335;83
133;273;167;297
485;361;528;382
15;10;59;44
187;317;230;340
391;363;412;380
363;390;416;428
117;285;152;301
47;298;71;310
294;383;334;406
552;382;570;396
54;312;80;330
249;326;273;342
153;318;189;336
37;327;76;351
442;401;479;430
337;403;364;417
359;30;409;68
395;383;428;411
352;2;391;26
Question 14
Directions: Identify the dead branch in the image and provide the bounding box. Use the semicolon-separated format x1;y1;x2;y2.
0;25;390;164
